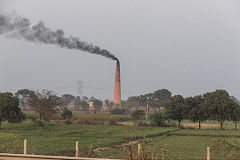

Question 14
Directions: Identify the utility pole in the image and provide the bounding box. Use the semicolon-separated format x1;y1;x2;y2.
146;97;149;120
76;81;83;96
146;103;149;120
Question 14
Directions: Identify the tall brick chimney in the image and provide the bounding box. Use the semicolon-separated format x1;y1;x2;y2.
113;61;121;105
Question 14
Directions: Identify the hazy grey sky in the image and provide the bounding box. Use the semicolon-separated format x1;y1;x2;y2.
1;0;240;100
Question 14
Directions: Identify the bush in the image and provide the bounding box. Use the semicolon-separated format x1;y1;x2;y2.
32;119;44;127
111;108;128;115
61;108;72;120
137;121;151;127
76;118;104;125
117;117;132;122
149;111;167;127
63;119;73;125
8;111;26;123
109;118;117;125
131;110;145;120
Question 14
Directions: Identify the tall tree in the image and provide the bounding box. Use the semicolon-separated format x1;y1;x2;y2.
61;94;75;107
15;89;34;110
228;101;240;130
185;95;207;129
0;92;25;128
151;89;172;108
202;90;232;130
28;90;58;121
165;95;185;128
126;96;142;108
74;96;89;111
126;89;172;109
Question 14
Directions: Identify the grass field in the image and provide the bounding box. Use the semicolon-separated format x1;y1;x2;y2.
1;112;240;159
0;120;177;157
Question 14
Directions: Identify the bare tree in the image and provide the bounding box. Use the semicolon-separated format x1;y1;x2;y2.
15;89;34;111
28;90;58;121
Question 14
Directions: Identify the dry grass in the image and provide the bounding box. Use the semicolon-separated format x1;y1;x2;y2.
182;123;219;129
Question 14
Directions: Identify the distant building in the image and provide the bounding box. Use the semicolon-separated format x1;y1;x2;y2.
89;102;95;111
101;104;109;112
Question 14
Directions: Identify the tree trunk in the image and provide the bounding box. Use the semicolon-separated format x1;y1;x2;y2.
198;121;201;129
178;120;181;128
220;122;223;130
39;114;42;121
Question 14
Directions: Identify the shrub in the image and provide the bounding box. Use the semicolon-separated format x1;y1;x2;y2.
111;108;128;115
63;119;73;125
32;119;44;127
149;111;167;127
0;92;25;128
117;117;132;122
131;110;145;120
137;121;151;127
109;118;117;125
61;108;72;120
164;119;177;127
76;118;104;125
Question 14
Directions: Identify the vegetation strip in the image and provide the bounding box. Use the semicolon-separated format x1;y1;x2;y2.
170;133;240;138
93;128;181;152
0;153;123;160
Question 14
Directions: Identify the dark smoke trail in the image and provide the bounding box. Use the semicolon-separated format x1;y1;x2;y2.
0;13;30;35
0;13;118;61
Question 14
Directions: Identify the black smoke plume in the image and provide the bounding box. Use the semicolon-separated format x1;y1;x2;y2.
0;13;118;61
0;13;30;35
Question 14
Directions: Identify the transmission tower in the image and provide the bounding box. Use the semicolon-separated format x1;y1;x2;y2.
76;81;84;96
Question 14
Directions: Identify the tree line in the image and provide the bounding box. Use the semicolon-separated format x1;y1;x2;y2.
15;89;106;111
165;90;240;130
125;89;172;108
1;88;239;130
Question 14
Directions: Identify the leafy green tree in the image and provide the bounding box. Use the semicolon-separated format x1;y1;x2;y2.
80;101;89;111
149;89;172;108
230;96;240;104
15;89;34;110
149;111;167;127
82;96;88;102
202;90;233;130
228;101;240;130
126;89;172;109
61;108;73;120
185;95;207;129
131;110;145;120
126;96;142;108
73;96;89;111
0;92;25;128
165;95;185;128
61;94;75;107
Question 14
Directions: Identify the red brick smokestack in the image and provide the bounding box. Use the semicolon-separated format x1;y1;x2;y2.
113;61;121;105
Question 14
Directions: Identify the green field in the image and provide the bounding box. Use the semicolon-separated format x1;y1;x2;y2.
1;113;240;159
